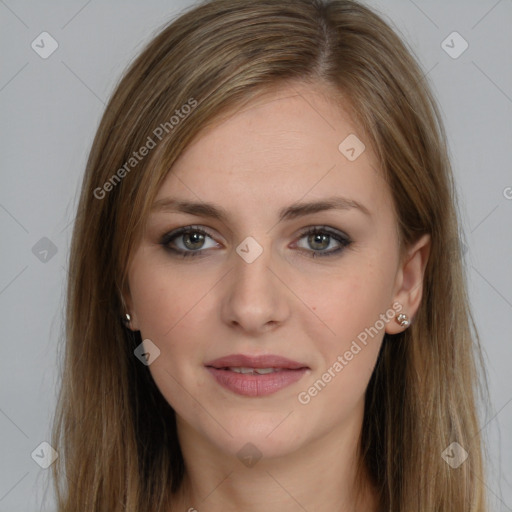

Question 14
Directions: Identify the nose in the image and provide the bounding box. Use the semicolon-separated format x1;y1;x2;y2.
220;238;291;335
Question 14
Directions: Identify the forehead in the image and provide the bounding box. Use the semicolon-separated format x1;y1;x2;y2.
154;82;390;223
174;82;363;170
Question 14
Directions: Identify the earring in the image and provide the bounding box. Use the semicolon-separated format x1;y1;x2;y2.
123;313;132;326
396;313;410;328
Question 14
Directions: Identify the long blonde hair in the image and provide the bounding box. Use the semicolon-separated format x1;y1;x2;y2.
51;0;489;510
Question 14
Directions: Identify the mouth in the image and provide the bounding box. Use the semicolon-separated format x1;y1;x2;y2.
205;354;310;397
220;367;289;374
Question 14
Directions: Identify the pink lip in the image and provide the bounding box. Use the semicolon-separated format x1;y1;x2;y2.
205;354;309;397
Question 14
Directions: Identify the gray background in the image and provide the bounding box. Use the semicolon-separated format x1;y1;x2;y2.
0;0;511;510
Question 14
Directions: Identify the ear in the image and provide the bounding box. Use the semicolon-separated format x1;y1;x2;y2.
386;233;431;334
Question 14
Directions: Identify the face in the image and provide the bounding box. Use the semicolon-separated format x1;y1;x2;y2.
126;82;415;462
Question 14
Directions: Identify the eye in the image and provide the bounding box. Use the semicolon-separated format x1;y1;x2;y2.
160;225;352;259
160;225;220;258
293;226;352;258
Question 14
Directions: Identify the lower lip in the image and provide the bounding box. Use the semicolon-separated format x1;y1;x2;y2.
206;367;308;397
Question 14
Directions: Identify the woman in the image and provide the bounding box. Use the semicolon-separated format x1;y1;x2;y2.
51;0;489;510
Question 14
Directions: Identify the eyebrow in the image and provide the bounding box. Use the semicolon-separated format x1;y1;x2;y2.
151;195;371;223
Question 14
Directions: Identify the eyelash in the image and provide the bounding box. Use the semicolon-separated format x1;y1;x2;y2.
159;225;352;259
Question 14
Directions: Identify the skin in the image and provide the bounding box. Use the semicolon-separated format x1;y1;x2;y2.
125;81;430;512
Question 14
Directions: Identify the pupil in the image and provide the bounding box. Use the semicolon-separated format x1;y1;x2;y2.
309;233;329;250
185;232;204;249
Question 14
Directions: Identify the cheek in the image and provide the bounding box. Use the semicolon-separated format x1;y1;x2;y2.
129;258;217;341
128;260;212;414
296;255;396;404
304;257;396;347
128;259;220;402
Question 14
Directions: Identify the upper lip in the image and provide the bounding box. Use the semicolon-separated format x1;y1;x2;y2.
205;354;309;370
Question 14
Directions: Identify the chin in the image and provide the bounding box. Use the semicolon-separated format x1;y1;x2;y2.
186;408;308;462
218;430;305;464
